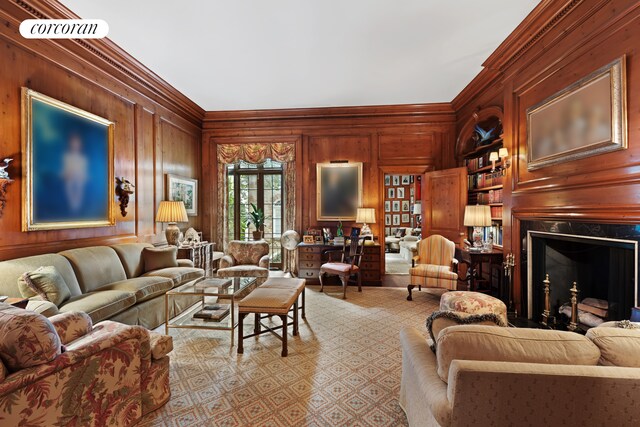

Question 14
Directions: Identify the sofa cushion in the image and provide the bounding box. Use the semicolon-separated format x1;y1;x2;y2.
409;264;458;280
97;277;173;303
143;247;179;273
436;325;600;383
111;243;153;278
59;290;136;323
59;247;127;293
26;299;59;317
0;253;82;298
143;267;204;287
0;303;62;371
426;310;506;350
18;266;72;306
586;325;640;367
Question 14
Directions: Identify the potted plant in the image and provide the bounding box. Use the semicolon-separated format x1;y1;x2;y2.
247;203;266;240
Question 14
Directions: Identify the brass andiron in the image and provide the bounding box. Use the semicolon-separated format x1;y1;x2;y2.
541;274;551;326
503;253;516;316
568;282;579;332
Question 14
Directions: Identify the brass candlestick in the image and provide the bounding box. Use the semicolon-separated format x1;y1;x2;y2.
541;274;551;326
568;282;579;332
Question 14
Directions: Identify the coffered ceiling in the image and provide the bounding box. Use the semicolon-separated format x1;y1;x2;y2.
59;0;539;111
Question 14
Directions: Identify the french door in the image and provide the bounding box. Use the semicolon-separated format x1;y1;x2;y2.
227;160;283;268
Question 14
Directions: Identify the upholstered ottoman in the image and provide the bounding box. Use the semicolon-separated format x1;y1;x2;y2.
440;291;508;325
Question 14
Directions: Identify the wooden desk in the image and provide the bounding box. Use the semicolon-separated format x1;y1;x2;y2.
455;246;503;294
297;242;381;286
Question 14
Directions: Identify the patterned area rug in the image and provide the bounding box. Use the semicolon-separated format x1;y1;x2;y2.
385;253;411;275
141;286;439;427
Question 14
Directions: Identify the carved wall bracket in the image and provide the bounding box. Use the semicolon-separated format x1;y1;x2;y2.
0;179;13;218
115;177;135;217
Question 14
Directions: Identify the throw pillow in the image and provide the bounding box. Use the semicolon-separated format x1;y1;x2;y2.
143;246;179;273
0;303;62;372
18;266;71;306
426;310;506;352
395;228;406;238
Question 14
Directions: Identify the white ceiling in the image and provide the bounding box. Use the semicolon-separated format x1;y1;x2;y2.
59;0;539;111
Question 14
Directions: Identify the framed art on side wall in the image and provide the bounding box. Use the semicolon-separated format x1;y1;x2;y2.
167;174;198;216
316;162;362;221
526;56;627;171
21;88;114;231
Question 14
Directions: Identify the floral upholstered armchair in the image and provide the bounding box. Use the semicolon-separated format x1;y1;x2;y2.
0;303;173;426
217;240;270;283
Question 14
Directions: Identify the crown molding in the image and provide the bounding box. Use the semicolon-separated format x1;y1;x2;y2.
203;103;455;124
6;0;204;125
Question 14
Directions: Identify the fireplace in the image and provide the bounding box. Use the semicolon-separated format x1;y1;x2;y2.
521;221;639;327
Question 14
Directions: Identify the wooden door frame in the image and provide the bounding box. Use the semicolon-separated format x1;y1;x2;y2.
378;165;434;277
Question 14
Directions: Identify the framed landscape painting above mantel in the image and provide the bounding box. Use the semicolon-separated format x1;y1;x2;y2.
526;56;627;171
316;162;362;221
21;88;114;231
167;174;198;216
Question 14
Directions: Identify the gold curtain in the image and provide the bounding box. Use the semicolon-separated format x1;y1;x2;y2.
216;142;297;274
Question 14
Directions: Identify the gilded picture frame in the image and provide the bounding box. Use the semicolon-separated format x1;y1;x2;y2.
316;162;362;221
21;88;115;231
526;57;627;171
166;174;198;216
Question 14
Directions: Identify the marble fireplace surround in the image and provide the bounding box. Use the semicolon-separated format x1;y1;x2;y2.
520;220;639;321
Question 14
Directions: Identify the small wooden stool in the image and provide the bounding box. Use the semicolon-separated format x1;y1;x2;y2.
259;278;306;319
238;287;301;357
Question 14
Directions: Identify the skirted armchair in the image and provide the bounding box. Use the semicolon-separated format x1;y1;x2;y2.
217;240;270;284
0;303;173;426
407;234;459;301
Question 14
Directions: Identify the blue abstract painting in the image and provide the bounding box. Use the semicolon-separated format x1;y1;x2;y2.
23;89;114;230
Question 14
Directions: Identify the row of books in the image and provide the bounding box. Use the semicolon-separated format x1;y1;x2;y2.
468;170;505;190
481;224;503;247
465;152;494;172
490;206;503;219
475;189;504;205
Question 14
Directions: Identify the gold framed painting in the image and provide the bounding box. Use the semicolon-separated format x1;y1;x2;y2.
21;88;115;231
167;174;198;216
526;56;627;171
316;162;362;221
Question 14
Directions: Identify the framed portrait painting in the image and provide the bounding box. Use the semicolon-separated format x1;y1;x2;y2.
388;188;395;199
316;162;362;221
392;201;400;212
392;175;400;186
384;201;390;212
385;214;391;226
21;88;114;231
167;174;198;216
384;175;390;186
526;57;627;171
392;214;400;226
397;187;405;199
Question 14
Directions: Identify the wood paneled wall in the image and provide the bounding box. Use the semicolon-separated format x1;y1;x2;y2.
202;105;457;242
0;0;203;260
453;0;640;312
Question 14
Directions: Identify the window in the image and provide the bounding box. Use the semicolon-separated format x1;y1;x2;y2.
227;160;283;268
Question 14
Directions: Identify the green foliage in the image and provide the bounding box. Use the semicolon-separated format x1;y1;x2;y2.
246;203;266;230
336;220;344;237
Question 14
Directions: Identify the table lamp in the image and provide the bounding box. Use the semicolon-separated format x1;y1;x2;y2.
356;208;376;236
156;201;188;245
412;202;422;227
489;151;499;172
463;205;492;248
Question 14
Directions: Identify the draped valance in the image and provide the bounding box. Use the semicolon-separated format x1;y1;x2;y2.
217;142;295;165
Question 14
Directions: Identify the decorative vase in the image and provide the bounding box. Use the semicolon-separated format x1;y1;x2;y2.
252;230;263;241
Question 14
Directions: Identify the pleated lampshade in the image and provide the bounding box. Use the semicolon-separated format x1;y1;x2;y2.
156;201;188;223
463;205;492;227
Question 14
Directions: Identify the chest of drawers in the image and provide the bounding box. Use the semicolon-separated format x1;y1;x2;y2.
297;242;381;285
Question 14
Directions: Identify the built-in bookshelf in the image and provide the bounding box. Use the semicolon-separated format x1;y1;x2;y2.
464;136;504;247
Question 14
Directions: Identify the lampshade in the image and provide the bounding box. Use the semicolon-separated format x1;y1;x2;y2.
156;201;188;223
489;151;499;162
412;202;422;215
463;205;492;227
356;208;376;224
498;147;509;158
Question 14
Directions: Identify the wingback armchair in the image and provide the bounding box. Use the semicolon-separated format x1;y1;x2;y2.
0;303;173;426
217;240;270;284
407;234;458;301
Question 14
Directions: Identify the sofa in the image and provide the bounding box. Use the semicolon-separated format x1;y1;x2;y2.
0;304;172;425
0;243;204;329
386;227;421;253
400;323;640;426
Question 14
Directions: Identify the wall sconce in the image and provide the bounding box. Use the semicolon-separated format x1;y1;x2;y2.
115;177;135;217
489;151;499;172
498;147;511;169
